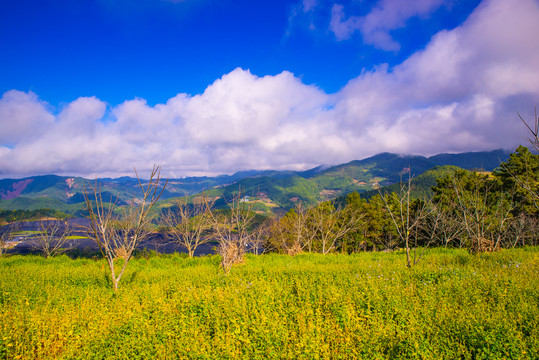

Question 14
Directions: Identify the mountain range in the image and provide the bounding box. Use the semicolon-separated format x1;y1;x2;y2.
0;149;510;214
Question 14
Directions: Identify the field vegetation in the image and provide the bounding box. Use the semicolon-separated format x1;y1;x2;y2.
1;248;538;359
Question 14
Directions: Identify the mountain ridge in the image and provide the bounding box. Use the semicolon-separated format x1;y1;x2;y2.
0;149;511;213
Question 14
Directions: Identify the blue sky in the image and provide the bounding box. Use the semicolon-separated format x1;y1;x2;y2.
1;0;538;178
1;0;481;105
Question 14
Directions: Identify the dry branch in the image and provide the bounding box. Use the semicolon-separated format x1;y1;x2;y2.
84;165;167;291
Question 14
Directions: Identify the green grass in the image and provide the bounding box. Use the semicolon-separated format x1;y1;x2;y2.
1;248;538;359
65;236;90;240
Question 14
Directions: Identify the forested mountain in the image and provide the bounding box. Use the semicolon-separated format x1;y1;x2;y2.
208;149;509;210
0;172;268;214
0;149;510;214
358;165;463;201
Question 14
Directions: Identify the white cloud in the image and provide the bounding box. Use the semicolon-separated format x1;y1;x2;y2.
331;0;539;155
330;0;447;50
329;4;361;41
0;90;55;146
0;0;538;179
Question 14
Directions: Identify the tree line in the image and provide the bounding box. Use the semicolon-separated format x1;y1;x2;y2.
265;146;538;262
1;145;537;289
0;208;71;225
2;109;539;291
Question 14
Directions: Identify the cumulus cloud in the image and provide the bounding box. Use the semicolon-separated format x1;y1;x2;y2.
0;90;55;146
331;0;539;153
330;0;447;50
0;0;538;178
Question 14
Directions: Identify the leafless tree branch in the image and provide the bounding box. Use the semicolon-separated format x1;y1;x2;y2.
84;165;167;291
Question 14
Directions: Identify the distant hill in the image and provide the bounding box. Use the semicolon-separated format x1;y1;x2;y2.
428;149;508;170
0;149;510;213
359;165;463;201
162;149;510;212
0;171;267;213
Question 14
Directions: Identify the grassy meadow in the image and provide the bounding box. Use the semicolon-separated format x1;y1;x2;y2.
1;248;538;359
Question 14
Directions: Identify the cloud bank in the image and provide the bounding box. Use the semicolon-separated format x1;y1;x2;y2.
1;0;538;179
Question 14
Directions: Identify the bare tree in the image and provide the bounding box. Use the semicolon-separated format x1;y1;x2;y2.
380;171;434;267
269;202;312;255
426;200;465;248
0;221;21;257
250;216;271;255
505;213;536;248
310;201;365;254
511;108;539;211
268;214;297;255
31;219;73;258
528;216;539;246
161;194;214;257
84;166;167;291
207;189;257;274
450;173;514;253
519;107;539;152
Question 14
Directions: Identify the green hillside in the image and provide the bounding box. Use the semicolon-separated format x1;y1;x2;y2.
0;150;510;213
0;172;265;214
359;165;462;201
218;151;506;210
0;196;86;214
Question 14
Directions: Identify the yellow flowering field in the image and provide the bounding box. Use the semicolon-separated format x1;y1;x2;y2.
1;248;538;359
